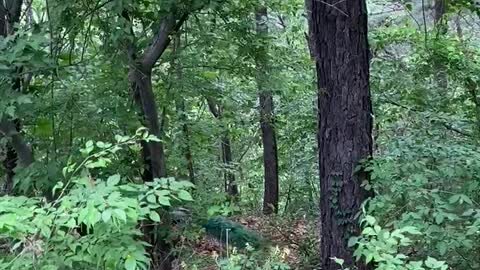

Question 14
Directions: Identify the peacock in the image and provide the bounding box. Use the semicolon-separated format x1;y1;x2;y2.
169;208;266;249
202;216;264;249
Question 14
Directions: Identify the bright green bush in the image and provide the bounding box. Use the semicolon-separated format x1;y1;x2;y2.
0;129;195;270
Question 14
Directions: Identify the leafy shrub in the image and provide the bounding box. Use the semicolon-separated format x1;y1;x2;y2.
0;129;195;270
215;245;291;270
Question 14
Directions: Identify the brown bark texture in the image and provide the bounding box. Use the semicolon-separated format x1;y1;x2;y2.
433;0;448;92
207;98;238;196
307;0;373;269
123;10;187;270
255;7;279;215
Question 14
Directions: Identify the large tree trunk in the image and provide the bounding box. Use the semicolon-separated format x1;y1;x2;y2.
308;0;373;269
207;98;238;196
255;7;279;215
0;0;34;194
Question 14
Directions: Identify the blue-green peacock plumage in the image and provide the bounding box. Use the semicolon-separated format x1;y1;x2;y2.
203;216;263;249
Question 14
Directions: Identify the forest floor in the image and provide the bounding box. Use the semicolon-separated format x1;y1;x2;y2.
176;215;320;269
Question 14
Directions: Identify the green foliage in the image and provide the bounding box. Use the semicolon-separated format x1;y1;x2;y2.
0;129;195;270
215;246;290;270
350;213;449;270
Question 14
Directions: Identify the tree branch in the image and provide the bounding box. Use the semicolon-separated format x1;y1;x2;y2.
206;97;220;118
141;13;189;71
381;98;472;137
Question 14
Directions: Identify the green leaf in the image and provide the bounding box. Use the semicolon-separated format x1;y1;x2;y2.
147;195;156;204
157;196;171;206
400;226;422;235
155;190;171;196
331;257;344;266
102;209;112;223
52;181;64;196
348;236;358;247
149;211;160;222
436;242;448;256
178;190;193;201
365;215;376;225
125;256;137;270
425;257;446;269
449;194;460;204
87;209;102;225
41;265;58;270
114;209;127;222
201;71;218;79
435;213;445;224
107;174;121;186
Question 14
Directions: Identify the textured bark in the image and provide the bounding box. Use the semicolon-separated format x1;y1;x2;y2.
308;0;373;269
433;0;446;32
125;12;188;182
304;0;315;59
129;67;168;180
207;98;238;196
433;0;448;93
255;7;279;215
221;136;238;196
123;10;188;270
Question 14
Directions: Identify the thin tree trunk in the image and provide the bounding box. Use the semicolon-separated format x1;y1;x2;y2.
308;0;373;269
123;10;188;270
221;136;237;196
433;0;448;93
255;7;279;215
175;99;195;183
433;0;446;33
129;67;168;180
207;98;238;196
173;34;195;183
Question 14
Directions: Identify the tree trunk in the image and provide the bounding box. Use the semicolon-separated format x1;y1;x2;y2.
123;11;188;270
221;136;238;196
173;34;195;183
129;67;168;180
0;0;34;194
433;0;446;34
175;99;195;183
308;0;373;269
207;98;238;196
433;0;448;93
255;7;279;215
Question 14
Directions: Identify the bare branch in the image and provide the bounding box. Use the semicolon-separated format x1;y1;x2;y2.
141;13;188;71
